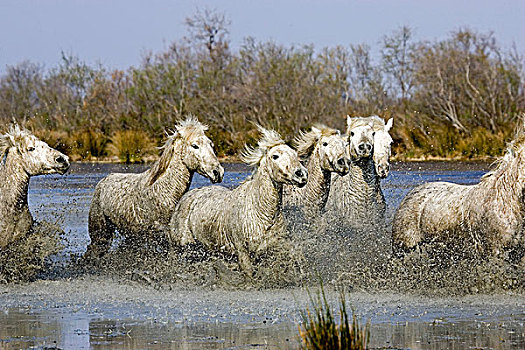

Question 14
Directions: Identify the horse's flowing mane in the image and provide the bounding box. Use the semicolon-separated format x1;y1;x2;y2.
294;124;339;161
175;115;209;142
240;126;285;167
480;119;525;184
148;115;209;185
347;115;385;132
1;124;32;161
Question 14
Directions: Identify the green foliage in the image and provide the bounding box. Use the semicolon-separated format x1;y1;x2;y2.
299;285;370;350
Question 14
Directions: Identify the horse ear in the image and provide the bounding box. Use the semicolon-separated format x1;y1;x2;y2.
386;118;394;131
346;115;354;129
336;129;341;137
6;132;15;147
311;126;322;138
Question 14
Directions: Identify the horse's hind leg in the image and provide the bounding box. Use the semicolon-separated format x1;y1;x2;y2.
84;195;114;263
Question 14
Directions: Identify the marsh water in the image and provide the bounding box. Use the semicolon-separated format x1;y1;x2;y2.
1;162;524;349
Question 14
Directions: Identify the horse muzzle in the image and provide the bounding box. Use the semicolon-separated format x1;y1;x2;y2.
210;165;224;184
357;142;373;157
334;157;350;176
55;154;70;174
291;167;308;188
377;163;390;178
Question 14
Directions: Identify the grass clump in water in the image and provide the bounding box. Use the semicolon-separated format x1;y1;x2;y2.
298;285;370;350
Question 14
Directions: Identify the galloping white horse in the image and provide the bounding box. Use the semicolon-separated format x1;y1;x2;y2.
325;116;393;227
169;126;308;275
85;116;224;260
392;122;525;262
283;124;349;218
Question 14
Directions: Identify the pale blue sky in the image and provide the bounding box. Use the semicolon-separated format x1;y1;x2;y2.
1;0;524;71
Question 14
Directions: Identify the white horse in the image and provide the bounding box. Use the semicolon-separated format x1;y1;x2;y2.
169;126;308;275
392;123;525;262
0;124;70;248
325;116;393;228
283;124;349;218
368;116;394;179
85;116;224;260
324;117;378;225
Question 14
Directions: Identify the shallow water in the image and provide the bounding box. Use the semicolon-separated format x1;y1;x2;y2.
2;161;524;349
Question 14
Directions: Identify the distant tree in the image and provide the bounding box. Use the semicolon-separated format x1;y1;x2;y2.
348;44;387;113
381;25;415;101
318;46;351;107
184;8;230;61
0;61;43;121
413;29;523;132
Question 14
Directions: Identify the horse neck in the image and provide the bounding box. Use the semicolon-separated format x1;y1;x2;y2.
301;152;332;213
349;157;379;197
0;150;30;208
146;142;193;201
488;154;525;207
247;165;282;224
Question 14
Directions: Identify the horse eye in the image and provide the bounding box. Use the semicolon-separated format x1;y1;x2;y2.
322;142;328;147
272;154;279;160
350;132;354;137
28;147;35;152
191;144;199;149
372;132;376;136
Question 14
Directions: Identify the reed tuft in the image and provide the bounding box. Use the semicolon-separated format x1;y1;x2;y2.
298;284;370;350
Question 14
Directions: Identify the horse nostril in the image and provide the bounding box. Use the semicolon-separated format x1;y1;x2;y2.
358;144;365;151
213;169;219;178
337;158;345;166
366;144;372;151
295;169;304;178
56;156;66;164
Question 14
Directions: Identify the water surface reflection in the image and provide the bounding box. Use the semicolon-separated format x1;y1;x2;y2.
1;307;523;349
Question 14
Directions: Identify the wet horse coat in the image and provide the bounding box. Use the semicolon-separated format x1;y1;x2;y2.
0;124;69;248
169;127;308;275
392;127;525;261
85;116;223;260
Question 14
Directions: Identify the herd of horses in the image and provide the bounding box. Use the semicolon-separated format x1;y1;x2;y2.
1;115;524;278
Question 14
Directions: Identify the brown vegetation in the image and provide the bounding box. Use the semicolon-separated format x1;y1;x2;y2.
0;11;523;161
298;286;370;350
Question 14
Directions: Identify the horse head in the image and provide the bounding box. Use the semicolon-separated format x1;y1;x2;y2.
177;117;224;184
346;116;374;159
1;124;70;176
373;118;394;178
296;125;349;176
242;126;308;188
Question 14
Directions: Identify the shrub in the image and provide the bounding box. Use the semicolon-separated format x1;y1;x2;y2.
109;129;152;163
71;129;108;160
